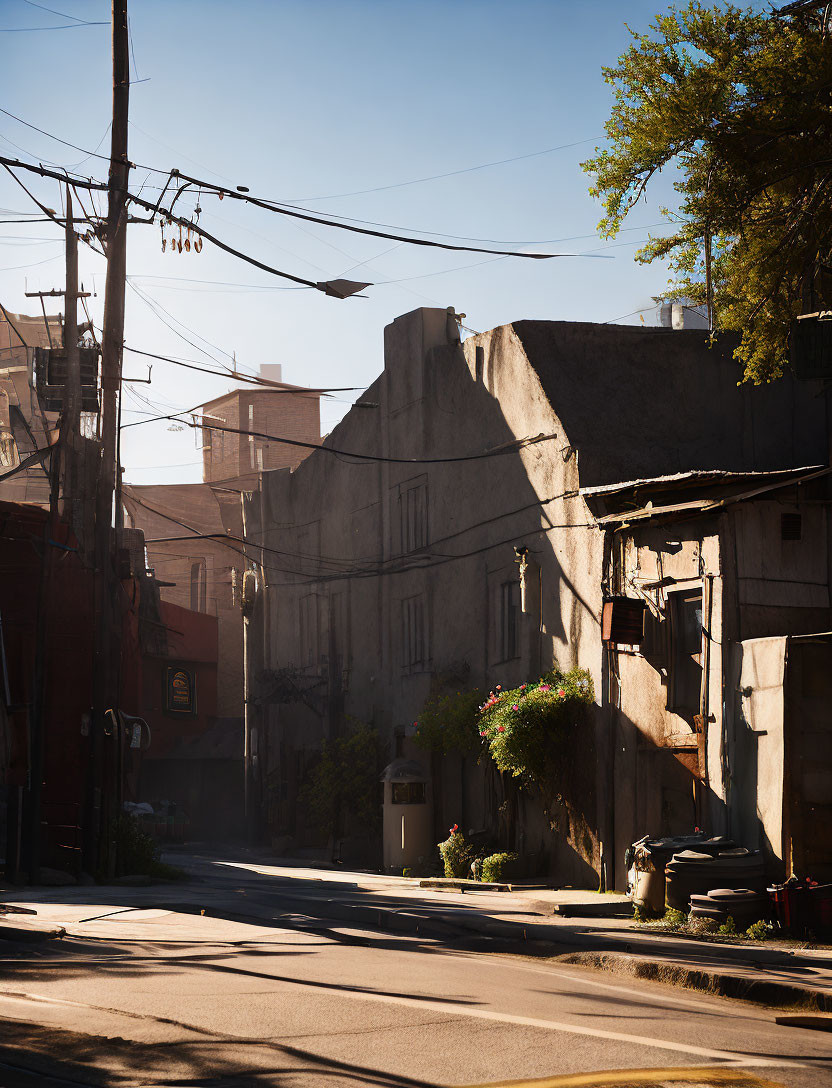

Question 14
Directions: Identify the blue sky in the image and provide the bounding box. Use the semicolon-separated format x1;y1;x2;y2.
2;0;710;482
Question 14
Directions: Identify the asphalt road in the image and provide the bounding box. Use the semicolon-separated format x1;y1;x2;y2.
0;856;830;1087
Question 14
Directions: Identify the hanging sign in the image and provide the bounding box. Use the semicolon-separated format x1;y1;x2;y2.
165;666;196;715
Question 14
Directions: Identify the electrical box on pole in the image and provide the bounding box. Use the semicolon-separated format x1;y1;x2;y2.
34;346;101;413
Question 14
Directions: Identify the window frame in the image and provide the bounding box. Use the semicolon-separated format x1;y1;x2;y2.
667;587;704;717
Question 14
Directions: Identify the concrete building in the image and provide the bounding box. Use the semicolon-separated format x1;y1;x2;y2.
243;307;832;886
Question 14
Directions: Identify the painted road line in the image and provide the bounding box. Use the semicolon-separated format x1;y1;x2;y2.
0;978;805;1071
460;1068;786;1087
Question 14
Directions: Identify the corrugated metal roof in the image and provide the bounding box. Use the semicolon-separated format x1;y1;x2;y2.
580;465;825;498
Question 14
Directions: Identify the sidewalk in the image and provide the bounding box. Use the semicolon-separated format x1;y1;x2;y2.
2;850;831;1012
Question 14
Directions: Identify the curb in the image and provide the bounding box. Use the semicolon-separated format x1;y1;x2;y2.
249;895;832;1011
0;919;65;943
558;950;832;1011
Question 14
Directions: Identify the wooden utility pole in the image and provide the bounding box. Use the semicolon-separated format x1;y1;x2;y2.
88;0;130;874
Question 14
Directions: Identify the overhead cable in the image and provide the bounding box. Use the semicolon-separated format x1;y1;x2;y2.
121;344;364;395
147;413;560;465
287;136;603;203
166;172;565;259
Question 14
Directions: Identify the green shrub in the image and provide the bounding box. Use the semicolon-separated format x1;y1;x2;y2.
718;916;737;936
114;815;158;875
481;852;520;884
414;688;484;755
745;918;774;941
438;827;474;878
478;667;595;786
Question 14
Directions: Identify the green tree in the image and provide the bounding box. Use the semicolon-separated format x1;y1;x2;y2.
302;721;381;841
583;2;832;382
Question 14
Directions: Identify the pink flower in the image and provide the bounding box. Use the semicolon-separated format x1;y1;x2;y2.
520;684;527;690
498;725;505;732
512;704;519;711
540;684;550;692
480;731;486;737
496;685;502;691
557;689;565;698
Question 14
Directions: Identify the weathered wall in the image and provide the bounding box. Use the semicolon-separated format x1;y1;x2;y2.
512;321;828;488
727;635;787;868
612;523;724;887
250;309;607;883
247;309;832;886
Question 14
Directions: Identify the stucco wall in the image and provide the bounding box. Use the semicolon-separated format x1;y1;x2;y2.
246;308;831;886
248;309;608;882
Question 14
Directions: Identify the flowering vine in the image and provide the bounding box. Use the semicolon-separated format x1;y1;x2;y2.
477;666;595;786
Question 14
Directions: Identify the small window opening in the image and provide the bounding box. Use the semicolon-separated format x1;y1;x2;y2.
475;345;484;383
781;512;802;541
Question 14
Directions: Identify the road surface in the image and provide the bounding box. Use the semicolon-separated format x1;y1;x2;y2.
0;853;828;1087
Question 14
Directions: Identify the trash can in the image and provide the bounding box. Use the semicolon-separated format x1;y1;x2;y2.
628;834;712;915
381;758;432;873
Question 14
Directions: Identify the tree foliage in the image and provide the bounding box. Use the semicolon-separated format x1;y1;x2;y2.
302;721;381;840
413;687;484;755
583;2;832;382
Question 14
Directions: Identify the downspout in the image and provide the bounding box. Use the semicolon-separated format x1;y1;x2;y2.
701;571;715;787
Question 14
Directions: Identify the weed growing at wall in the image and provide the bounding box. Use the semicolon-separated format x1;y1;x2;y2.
478;667;595;788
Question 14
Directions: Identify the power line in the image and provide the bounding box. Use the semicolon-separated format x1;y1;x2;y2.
23;0;87;23
126;280;236;367
0;107;161;173
120;343;364;394
288;136;603;203
163;173;566;260
142;501;596;586
0;20;108;31
135;411;561;465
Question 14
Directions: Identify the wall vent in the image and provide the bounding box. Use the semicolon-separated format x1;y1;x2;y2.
781;512;802;541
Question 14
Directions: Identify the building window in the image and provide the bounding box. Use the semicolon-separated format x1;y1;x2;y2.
299;593;318;667
499;581;520;661
189;559;207;613
668;589;703;715
392;781;426;804
402;595;426;670
399;481;427;553
781;512;802;541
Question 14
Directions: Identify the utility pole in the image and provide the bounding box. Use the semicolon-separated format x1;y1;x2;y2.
88;0;130;875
